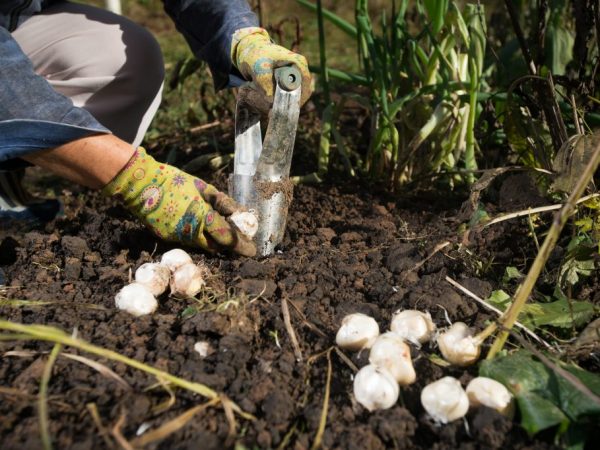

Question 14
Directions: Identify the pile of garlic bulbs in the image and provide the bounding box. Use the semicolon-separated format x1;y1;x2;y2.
336;310;513;423
115;248;209;317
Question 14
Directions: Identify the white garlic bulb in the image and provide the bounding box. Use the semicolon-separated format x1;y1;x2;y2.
390;309;436;345
335;313;380;351
115;283;158;316
170;263;208;298
353;364;399;411
368;332;416;385
437;322;481;366
134;263;170;296
421;376;469;423
229;211;259;238
160;248;193;273
466;377;514;416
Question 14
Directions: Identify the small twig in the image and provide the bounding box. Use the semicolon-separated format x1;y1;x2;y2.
220;394;238;447
4;350;131;391
86;403;116;449
131;399;219;448
311;348;332;450
405;241;451;274
111;412;134;450
334;347;359;373
482;193;600;228
39;343;62;450
282;296;303;362
189;120;221;134
444;276;553;349
288;299;327;338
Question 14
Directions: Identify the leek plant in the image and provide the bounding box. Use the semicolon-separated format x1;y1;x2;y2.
298;0;487;188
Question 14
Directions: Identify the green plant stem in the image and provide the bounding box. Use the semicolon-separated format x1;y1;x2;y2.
486;137;600;358
0;321;257;417
39;343;62;450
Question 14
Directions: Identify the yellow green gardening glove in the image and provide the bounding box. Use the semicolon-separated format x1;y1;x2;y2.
231;27;313;107
103;148;256;257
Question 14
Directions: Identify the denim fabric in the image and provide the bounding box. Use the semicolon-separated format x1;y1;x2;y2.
0;26;108;163
0;1;258;164
162;0;258;89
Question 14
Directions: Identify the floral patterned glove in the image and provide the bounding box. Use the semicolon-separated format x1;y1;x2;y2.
102;148;256;257
231;27;313;107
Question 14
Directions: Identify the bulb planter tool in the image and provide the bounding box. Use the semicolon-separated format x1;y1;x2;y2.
229;66;302;256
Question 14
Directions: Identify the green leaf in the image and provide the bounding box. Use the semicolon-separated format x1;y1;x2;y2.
487;290;511;308
503;266;524;283
480;352;600;437
521;299;596;329
555;364;600;420
181;306;197;319
517;391;570;436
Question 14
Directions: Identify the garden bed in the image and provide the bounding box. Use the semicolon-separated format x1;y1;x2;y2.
1;164;584;449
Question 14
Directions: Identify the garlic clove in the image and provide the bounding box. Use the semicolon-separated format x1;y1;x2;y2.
115;283;158;316
193;341;214;358
134;263;170;296
421;376;470;423
335;313;380;351
160;249;193;273
229;210;259;238
353;364;399;411
466;377;514;416
170;263;208;298
436;322;481;366
368;332;416;385
390;309;436;345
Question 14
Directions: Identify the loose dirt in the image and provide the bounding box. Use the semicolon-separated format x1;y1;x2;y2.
0;167;580;449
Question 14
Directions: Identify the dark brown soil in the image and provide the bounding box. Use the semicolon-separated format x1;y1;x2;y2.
0;166;581;449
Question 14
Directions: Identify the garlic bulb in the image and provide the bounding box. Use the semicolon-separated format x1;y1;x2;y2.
466;377;514;416
160;248;193;273
353;364;399;411
335;313;380;351
115;283;158;316
437;322;481;366
390;309;436;345
170;263;208;298
421;376;469;423
134;263;170;296
368;332;416;385
229;211;259;238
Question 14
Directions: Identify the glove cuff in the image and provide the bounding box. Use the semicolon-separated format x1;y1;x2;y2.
102;147;157;204
231;27;271;70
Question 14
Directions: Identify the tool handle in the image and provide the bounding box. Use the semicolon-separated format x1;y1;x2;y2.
275;66;302;92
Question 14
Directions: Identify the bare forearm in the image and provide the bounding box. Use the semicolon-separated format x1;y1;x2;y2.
23;134;135;189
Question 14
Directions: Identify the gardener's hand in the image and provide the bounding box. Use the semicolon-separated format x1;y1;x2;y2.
232;27;313;107
103;148;256;257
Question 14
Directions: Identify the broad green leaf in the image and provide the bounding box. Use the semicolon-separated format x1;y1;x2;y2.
556;364;600;420
517;391;570;436
480;352;600;436
521;299;596;329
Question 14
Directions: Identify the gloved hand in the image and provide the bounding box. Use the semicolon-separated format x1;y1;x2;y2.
103;148;256;257
231;27;313;107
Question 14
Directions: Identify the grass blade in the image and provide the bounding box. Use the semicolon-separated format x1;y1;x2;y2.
39;343;62;450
